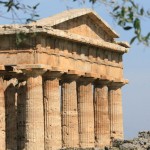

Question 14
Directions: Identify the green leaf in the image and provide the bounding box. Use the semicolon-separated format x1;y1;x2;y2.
129;0;136;8
34;14;39;17
129;12;133;21
124;26;133;30
140;8;144;15
134;18;140;29
147;10;150;16
33;3;39;10
126;18;132;23
130;36;137;44
113;6;120;12
26;18;35;23
145;33;150;40
121;7;125;17
27;5;31;9
6;0;14;12
0;1;7;4
14;3;19;9
118;20;123;25
89;0;97;4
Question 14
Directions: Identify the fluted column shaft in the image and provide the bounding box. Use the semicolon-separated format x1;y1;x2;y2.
108;86;124;140
44;75;62;150
0;77;6;149
61;76;79;148
17;81;27;149
77;78;94;148
5;79;17;150
25;74;44;150
94;84;110;148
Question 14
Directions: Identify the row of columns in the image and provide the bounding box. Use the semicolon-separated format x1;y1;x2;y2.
0;70;124;150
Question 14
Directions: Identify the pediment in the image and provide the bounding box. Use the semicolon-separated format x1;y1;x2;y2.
52;15;112;42
33;8;119;41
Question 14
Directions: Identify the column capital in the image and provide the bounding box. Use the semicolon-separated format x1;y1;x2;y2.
16;64;50;77
43;66;65;80
0;65;16;80
24;69;46;77
78;72;98;83
94;75;113;86
43;71;63;80
108;79;128;89
0;65;24;81
77;77;94;84
61;70;84;82
94;79;111;87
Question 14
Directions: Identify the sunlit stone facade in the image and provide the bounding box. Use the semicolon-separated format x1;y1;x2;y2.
0;8;129;150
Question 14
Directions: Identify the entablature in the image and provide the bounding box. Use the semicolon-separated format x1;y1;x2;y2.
0;64;128;86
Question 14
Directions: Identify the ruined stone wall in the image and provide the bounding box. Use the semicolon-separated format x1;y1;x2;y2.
109;131;150;150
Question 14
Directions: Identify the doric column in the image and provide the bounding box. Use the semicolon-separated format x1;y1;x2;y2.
94;80;110;148
43;71;62;150
17;81;27;150
77;77;95;148
0;77;6;149
108;83;124;141
61;73;79;148
24;70;45;150
5;79;17;150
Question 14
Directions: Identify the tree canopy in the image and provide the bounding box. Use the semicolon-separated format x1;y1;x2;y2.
0;0;150;46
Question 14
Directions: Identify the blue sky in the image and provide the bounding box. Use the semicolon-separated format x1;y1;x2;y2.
0;0;150;139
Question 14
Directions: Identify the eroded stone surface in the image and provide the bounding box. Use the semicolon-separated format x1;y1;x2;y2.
61;79;79;148
0;78;5;150
17;81;26;150
94;84;110;148
44;77;62;150
25;75;44;150
77;79;95;148
108;87;124;141
110;131;150;150
0;8;128;150
5;79;17;150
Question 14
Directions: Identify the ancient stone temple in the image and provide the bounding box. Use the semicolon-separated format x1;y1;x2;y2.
0;8;129;150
